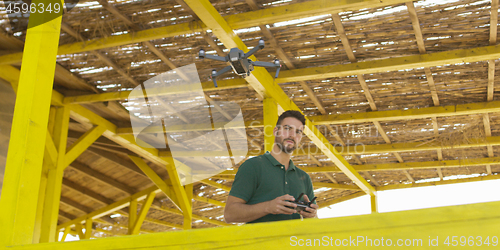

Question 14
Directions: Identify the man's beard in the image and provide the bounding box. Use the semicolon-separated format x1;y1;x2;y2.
276;138;296;154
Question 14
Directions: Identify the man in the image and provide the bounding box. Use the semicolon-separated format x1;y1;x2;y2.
224;110;319;223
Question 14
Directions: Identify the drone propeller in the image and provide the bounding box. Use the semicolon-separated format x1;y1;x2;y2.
244;39;265;59
199;49;206;59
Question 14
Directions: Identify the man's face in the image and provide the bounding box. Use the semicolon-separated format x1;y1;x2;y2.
274;117;304;154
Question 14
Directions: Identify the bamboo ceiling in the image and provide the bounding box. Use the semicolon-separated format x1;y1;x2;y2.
1;0;500;237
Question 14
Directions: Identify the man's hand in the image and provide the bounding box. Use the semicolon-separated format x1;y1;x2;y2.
265;194;298;215
299;194;318;218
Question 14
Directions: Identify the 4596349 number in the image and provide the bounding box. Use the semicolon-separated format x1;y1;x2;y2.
444;236;498;247
6;2;62;15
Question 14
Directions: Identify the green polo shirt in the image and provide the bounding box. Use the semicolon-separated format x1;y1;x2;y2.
229;152;316;223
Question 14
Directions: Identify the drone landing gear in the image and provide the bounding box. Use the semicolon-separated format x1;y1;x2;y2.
211;66;232;87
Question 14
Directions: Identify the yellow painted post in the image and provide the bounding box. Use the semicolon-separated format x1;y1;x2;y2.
40;106;70;243
183;184;193;230
33;108;57;243
128;199;138;235
84;218;93;239
0;0;63;245
370;192;378;213
131;192;155;235
163;156;193;217
74;223;85;239
60;226;69;242
263;98;278;153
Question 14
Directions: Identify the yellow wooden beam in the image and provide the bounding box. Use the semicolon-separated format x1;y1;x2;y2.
312;182;360;190
192;196;226;208
199;179;231;192
0;65;20;91
33;110;58;243
353;156;500;172
162;156;193;219
84;218;93;240
63;79;248;104
44;134;58;166
226;0;410;30
128;199;137;235
64;125;106;168
39;106;70;243
278;44;500;83
131;191;155;235
60;226;70;242
166;136;500;160
183;0;374;196
183;184;193;230
117;120;257;135
370;192;378;213
128;156;181;210
375;174;500;191
217;156;500;175
74;223;85;240
7;200;500;249
309;100;500;125
0;2;63;245
0;65;64;106
0;22;205;65
263;98;277;152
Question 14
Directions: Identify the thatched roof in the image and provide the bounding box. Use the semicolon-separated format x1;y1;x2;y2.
1;0;500;237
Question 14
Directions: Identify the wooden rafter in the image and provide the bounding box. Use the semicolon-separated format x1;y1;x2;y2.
406;2;440;106
332;14;404;182
60;197;93;214
406;2;446;180
68;161;137;195
62;179;115;205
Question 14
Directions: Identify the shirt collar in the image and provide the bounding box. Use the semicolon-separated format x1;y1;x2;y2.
264;151;296;171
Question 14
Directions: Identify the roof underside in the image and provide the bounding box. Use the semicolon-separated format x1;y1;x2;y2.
1;0;500;236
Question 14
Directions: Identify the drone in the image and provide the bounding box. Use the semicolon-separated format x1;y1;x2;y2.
198;39;281;87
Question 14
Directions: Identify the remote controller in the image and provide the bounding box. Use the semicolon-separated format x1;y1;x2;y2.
286;193;317;213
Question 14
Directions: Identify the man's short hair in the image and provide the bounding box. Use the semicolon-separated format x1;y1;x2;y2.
276;110;306;126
